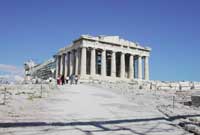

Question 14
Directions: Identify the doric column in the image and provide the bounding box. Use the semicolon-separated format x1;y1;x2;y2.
81;47;87;76
69;51;74;75
144;56;149;80
56;55;60;78
101;49;106;76
138;55;142;79
111;51;116;77
90;48;96;76
129;55;134;79
120;52;125;78
60;54;64;76
62;53;66;77
64;53;68;77
78;49;81;75
75;49;79;75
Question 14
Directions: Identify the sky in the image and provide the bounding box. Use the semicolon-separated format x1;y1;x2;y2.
0;0;200;81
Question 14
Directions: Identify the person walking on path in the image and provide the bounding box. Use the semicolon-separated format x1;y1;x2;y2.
70;75;73;85
75;75;78;85
61;75;65;85
57;74;61;85
65;76;69;84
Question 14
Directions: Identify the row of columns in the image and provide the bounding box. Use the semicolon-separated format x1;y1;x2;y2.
56;50;80;78
56;47;149;80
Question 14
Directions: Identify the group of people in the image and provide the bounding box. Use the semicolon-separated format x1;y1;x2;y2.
57;74;79;85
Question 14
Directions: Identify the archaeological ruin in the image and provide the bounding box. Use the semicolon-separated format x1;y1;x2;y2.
54;35;151;81
24;59;56;81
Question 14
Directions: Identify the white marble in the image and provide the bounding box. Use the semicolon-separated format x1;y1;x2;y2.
80;47;86;76
138;56;142;80
101;50;106;77
111;51;116;77
55;35;151;81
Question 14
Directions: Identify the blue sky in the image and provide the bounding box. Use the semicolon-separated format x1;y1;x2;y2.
0;0;200;81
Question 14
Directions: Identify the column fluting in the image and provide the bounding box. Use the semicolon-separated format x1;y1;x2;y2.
75;50;79;75
81;47;87;76
138;55;142;79
120;52;125;78
129;55;134;79
144;56;149;80
56;55;60;78
69;51;74;75
101;49;106;76
60;54;64;76
90;48;96;76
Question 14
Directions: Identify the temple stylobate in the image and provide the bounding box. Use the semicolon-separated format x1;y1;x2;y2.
54;35;151;81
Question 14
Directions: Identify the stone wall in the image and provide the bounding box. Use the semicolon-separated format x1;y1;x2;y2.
80;79;200;91
191;91;200;107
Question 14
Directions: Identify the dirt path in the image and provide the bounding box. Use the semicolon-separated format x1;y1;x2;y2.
0;84;190;135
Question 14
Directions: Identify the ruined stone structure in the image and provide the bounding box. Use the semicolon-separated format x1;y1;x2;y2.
24;59;56;80
55;35;151;81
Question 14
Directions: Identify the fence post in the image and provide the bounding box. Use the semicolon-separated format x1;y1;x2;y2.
3;87;6;105
173;96;175;109
40;84;43;98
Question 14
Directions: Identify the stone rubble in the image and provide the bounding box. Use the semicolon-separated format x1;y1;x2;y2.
81;79;200;135
0;79;200;134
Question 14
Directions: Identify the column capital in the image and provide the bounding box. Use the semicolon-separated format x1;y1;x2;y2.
81;46;87;49
70;50;74;53
53;54;59;58
89;47;96;51
75;48;81;53
101;48;106;52
129;53;135;56
111;50;116;53
56;54;61;58
121;51;125;54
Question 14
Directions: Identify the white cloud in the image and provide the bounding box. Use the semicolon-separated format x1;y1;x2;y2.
0;64;24;75
0;64;24;83
0;74;24;83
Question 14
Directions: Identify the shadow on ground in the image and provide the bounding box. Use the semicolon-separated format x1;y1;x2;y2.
0;114;199;135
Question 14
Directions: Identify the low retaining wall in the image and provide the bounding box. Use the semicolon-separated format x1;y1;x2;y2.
80;79;200;91
191;93;200;107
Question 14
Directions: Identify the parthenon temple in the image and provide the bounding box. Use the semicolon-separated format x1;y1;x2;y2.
55;35;151;81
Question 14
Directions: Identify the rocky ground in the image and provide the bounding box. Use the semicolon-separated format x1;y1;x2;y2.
0;82;199;135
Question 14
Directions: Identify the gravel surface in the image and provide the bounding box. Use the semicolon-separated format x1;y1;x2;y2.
0;84;193;135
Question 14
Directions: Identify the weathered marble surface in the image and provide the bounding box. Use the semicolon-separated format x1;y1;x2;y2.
0;84;190;135
80;79;200;91
191;92;200;107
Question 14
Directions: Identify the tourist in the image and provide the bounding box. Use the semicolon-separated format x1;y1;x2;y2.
75;75;78;84
65;76;69;84
69;75;72;85
61;75;65;85
70;74;74;85
57;75;60;85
